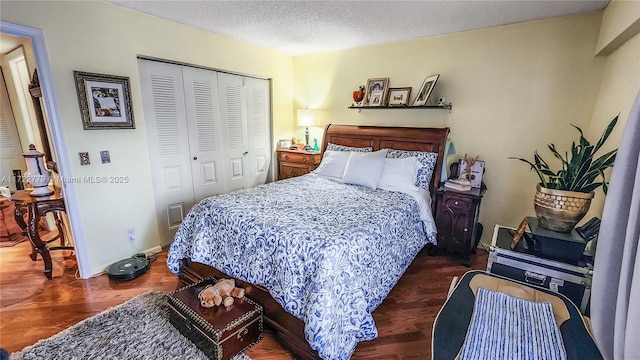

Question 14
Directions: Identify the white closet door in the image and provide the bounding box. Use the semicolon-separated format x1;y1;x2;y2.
244;77;271;187
139;60;193;244
218;72;249;192
182;67;226;201
0;70;25;192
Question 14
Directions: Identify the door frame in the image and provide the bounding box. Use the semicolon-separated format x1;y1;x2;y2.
1;21;90;278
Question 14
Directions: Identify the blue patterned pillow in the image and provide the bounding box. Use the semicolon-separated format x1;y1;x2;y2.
386;149;438;190
326;143;373;152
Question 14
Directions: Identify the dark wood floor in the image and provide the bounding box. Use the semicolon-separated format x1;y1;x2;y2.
0;231;488;358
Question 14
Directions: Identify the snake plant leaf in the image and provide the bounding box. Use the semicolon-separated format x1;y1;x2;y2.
594;115;618;153
509;115;618;194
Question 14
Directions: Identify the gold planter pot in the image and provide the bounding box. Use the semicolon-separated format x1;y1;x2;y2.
534;184;594;232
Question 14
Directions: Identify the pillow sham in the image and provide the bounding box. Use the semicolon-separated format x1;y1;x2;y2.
312;150;351;179
341;149;389;189
386;149;438;191
378;156;420;192
326;143;373;153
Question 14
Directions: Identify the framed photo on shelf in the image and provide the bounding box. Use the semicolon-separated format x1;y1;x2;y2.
363;77;389;106
74;71;135;130
412;74;439;107
369;90;384;106
278;139;293;149
386;87;412;107
457;158;485;188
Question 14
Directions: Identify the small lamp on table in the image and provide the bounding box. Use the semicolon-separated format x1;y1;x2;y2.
297;109;317;152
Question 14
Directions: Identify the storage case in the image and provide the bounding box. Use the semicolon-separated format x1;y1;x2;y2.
166;278;263;360
487;224;593;314
527;216;589;262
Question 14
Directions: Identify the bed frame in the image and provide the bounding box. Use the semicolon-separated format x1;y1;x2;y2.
178;124;450;359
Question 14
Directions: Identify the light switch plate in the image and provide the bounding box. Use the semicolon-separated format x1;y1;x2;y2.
100;150;111;164
79;152;90;165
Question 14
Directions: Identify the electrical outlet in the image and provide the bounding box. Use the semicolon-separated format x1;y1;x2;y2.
127;229;136;242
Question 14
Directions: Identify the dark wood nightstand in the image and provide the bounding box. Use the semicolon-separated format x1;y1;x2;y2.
435;161;487;266
435;185;486;266
276;149;322;180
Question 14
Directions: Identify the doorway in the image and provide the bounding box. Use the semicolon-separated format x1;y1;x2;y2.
0;21;89;278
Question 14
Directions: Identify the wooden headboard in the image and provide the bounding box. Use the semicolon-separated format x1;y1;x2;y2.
322;124;450;200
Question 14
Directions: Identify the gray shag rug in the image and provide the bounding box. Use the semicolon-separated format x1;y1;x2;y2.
11;291;251;360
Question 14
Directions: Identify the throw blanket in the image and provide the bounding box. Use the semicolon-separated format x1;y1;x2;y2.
167;174;436;360
461;287;567;360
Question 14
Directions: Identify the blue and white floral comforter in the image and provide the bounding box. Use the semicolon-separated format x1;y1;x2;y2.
167;174;436;360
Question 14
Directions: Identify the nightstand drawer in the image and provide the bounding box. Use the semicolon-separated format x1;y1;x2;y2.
280;164;311;179
442;195;472;211
278;151;315;163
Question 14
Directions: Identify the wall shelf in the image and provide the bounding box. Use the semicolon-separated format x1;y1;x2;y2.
349;102;453;113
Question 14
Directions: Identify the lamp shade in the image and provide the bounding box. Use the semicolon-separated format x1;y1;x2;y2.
297;109;317;127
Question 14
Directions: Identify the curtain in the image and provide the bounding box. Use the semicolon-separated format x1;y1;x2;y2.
591;90;640;360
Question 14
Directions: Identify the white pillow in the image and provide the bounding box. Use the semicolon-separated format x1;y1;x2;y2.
312;150;351;179
341;149;389;189
378;156;420;192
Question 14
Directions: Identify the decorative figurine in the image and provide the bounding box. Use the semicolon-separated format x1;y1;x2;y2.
22;144;53;197
352;85;365;107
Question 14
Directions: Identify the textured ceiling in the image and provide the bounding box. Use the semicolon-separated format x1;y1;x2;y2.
113;1;609;55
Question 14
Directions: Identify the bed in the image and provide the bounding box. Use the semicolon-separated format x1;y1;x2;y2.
168;124;449;360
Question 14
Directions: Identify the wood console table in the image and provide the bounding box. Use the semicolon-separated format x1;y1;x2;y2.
10;188;73;279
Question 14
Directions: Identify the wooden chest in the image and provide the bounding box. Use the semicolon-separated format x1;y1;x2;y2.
166;278;263;360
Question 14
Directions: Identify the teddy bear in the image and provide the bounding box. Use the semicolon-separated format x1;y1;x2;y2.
197;278;245;308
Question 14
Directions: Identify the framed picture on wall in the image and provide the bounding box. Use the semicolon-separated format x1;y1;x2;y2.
412;74;439;106
363;77;389;106
74;71;135;130
387;87;412;107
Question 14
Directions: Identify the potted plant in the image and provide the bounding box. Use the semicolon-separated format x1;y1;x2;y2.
510;115;618;232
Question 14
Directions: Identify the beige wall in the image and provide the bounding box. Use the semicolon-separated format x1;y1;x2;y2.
595;0;640;55
293;12;628;246
587;0;640;220
1;1;294;276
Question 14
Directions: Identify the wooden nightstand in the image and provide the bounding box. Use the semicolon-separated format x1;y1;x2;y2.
276;149;322;180
435;186;486;266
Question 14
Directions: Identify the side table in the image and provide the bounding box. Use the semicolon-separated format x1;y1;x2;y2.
10;188;73;279
276;149;322;180
434;186;486;266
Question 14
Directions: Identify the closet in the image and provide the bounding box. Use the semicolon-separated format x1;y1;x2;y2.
138;59;272;245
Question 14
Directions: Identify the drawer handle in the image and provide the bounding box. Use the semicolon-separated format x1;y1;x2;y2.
302;158;308;162
284;155;289;160
237;328;248;340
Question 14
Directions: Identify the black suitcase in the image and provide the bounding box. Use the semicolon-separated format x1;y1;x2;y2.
487;224;593;314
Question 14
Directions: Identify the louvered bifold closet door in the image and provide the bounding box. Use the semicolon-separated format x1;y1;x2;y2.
182;67;227;202
244;77;271;188
0;70;25;192
139;60;194;244
217;73;250;192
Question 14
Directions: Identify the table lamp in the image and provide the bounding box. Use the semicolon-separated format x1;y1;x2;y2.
297;109;317;152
